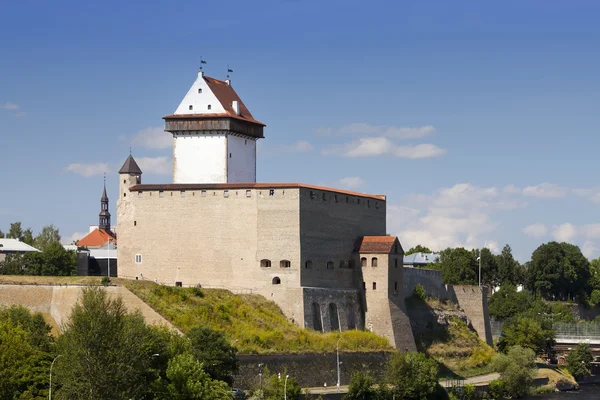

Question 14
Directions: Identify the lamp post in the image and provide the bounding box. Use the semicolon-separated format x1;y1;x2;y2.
284;374;289;400
477;241;489;287
49;354;62;400
336;337;342;391
258;363;264;391
107;237;111;278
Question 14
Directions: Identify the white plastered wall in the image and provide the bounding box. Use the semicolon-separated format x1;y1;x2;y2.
227;135;256;183
174;72;225;115
173;133;227;183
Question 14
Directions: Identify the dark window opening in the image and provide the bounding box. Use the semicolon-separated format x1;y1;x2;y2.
363;281;366;290
394;258;398;267
322;193;327;201
269;189;275;196
208;104;212;110
188;105;193;111
329;303;340;332
334;194;339;203
272;277;281;285
280;260;291;268
198;88;202;93
361;257;367;267
348;260;355;269
326;261;334;270
310;191;316;199
339;260;346;269
312;302;323;332
347;306;357;330
371;257;378;267
176;281;183;287
373;282;377;290
134;221;137;226
123;192;126;197
305;260;313;269
394;281;398;292
260;259;272;268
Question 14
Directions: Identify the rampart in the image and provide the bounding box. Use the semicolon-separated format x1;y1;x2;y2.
402;267;493;346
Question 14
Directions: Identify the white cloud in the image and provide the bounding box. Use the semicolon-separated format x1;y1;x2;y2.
0;102;25;117
552;223;577;242
65;162;111;178
389;183;522;252
136;157;171;175
281;140;313;152
338;123;435;139
323;137;446;159
335;177;366;189
574;188;600;203
522;183;568;198
523;223;548;238
0;102;19;110
131;126;172;150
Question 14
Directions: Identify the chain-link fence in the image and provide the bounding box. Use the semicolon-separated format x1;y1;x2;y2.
490;319;600;341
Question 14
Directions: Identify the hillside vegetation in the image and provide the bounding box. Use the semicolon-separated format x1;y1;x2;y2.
122;280;392;354
406;296;495;378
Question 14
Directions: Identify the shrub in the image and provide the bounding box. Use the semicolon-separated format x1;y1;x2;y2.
497;316;554;354
414;284;426;301
486;379;506;399
492;346;536;398
101;276;111;286
386;351;439;400
566;343;593;381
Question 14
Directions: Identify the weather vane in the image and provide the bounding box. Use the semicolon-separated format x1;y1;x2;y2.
200;56;207;70
227;64;233;79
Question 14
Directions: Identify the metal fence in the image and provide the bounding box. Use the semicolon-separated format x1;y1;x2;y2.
490;320;600;341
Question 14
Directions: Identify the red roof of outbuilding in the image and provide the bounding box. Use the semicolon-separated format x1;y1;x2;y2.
76;229;116;248
355;236;400;254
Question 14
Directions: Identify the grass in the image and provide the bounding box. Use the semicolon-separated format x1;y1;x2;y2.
0;275;104;285
122;280;393;355
536;365;576;390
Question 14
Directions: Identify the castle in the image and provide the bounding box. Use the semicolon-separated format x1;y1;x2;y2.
117;68;416;350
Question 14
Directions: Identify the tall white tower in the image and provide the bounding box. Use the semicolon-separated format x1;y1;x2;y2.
163;70;265;184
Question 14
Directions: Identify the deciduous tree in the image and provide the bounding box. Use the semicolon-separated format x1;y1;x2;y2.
385;352;439;400
436;248;478;285
161;353;231;400
566;343;594;380
34;224;61;251
405;245;433;256
526;242;590;301
497;316;555;354
492;346;536;398
187;326;239;386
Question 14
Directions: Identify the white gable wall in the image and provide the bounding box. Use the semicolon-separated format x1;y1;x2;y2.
173;133;227;183
174;72;225;115
227;135;256;183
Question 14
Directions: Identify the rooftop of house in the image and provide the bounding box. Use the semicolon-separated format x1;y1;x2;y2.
76;228;117;248
403;252;439;265
128;182;386;201
0;239;41;253
354;236;401;254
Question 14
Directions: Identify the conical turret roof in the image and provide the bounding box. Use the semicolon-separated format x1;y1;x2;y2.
119;155;143;175
101;184;108;201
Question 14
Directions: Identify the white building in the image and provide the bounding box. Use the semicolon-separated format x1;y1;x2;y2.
0;239;41;263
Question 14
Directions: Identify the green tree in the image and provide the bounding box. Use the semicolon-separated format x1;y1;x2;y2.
492;346;536;398
0;229;4;238
488;285;534;320
344;371;379;400
7;222;34;245
54;287;162;399
250;367;302;400
496;245;522;286
34;224;61;251
385;352;439;400
590;257;600;289
0;253;26;275
497;316;555;354
0;306;54;399
187;326;239;386
526;242;591;301
436;248;478;285
161;353;231;399
406;245;433;255
479;247;499;288
566;343;594;380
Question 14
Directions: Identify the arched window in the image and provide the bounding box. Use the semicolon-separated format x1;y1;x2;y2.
329;303;340;332
361;257;367;267
339;260;346;269
260;259;271;268
280;260;291;268
326;261;334;270
346;305;356;330
312;302;323;332
304;260;313;269
348;260;355;269
272;277;281;285
371;257;378;267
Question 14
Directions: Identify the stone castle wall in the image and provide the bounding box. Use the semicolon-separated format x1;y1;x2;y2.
403;267;455;301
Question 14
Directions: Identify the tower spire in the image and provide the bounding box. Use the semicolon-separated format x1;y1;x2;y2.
99;175;111;232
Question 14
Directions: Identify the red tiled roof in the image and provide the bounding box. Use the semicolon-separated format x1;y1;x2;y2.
76;229;116;248
129;182;386;201
355;236;400;254
163;76;266;126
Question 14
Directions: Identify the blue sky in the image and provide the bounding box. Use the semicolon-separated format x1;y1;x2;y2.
1;0;600;262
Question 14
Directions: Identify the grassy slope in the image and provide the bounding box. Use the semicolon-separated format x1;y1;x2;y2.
406;296;495;379
122;280;392;355
0;275;103;285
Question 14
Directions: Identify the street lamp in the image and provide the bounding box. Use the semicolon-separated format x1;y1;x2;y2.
336;337;342;391
49;354;62;400
258;363;264;391
284;374;289;400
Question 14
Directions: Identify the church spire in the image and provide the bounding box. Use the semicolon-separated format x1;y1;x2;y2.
99;174;111;232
